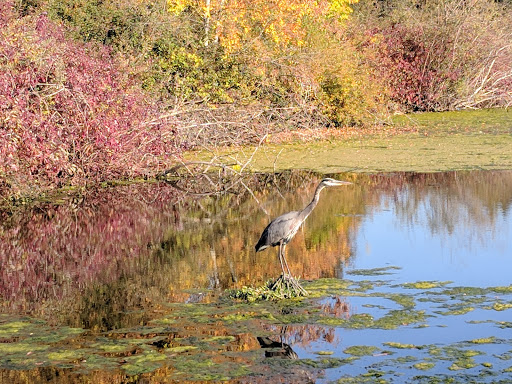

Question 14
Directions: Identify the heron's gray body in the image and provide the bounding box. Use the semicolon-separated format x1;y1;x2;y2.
255;210;305;251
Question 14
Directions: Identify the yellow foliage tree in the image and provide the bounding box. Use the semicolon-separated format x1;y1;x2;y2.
167;0;358;52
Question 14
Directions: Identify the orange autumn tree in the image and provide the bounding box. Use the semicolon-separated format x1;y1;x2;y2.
167;0;358;53
166;0;384;127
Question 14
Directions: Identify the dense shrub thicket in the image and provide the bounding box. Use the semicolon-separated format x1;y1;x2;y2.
0;4;181;198
352;0;512;111
1;0;511;198
18;0;511;114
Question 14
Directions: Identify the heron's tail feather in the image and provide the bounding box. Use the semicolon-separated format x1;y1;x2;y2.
255;242;268;252
255;224;271;252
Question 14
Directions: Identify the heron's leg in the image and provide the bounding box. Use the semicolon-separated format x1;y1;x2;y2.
278;243;286;276
282;245;308;296
281;244;293;278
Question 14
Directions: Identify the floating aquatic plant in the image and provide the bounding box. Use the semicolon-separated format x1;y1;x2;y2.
343;345;379;356
413;362;435;370
347;266;401;276
401;281;452;290
469;337;496;344
315;350;334;355
382;342;419;350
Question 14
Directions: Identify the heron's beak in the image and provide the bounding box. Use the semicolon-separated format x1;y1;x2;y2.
332;180;353;186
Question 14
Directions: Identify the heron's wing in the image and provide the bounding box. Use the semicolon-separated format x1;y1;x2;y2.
265;211;302;245
255;211;301;251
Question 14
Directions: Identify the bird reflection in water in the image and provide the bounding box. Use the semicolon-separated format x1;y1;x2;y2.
257;329;298;360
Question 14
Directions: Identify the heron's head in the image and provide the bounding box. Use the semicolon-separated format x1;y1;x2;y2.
321;178;353;187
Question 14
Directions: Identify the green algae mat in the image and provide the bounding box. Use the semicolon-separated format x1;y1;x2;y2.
188;109;512;174
2;268;512;382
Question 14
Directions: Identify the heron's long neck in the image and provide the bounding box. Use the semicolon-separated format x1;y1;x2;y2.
300;184;325;221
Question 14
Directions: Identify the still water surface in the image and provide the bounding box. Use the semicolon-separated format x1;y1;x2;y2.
1;170;511;382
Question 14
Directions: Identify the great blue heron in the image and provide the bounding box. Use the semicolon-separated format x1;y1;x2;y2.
255;178;352;288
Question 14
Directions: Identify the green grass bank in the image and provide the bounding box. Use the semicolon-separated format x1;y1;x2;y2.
190;109;512;173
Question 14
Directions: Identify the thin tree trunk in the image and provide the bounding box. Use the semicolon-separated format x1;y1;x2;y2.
204;0;211;46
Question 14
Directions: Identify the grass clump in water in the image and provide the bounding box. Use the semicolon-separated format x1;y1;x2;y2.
229;277;307;302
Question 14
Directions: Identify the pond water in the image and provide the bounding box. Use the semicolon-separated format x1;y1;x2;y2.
1;170;512;383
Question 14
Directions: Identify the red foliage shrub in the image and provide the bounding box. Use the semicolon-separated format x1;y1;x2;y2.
0;1;15;26
0;5;182;197
364;24;460;112
353;0;512;112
